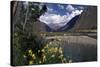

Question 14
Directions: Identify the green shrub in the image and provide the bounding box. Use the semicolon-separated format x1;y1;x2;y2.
23;38;71;65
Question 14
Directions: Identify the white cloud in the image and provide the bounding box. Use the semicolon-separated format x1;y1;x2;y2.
66;5;75;12
39;5;83;30
58;5;64;9
69;10;83;19
39;13;69;30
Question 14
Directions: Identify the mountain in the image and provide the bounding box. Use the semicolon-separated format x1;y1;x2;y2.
43;15;80;32
56;6;97;32
32;6;97;33
32;15;81;32
32;20;47;32
69;6;97;32
32;20;56;32
55;15;80;32
45;24;54;32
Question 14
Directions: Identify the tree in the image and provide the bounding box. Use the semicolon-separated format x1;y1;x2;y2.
12;1;47;66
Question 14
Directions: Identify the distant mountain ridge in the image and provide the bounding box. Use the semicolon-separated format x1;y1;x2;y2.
32;6;97;33
45;6;97;32
45;15;80;32
32;15;81;32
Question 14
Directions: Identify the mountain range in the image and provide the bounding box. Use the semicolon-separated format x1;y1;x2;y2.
32;6;97;33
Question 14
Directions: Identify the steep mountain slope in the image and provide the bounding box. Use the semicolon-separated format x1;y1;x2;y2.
69;6;97;32
56;15;80;32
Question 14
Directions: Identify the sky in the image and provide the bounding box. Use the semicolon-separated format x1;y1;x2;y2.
39;3;85;30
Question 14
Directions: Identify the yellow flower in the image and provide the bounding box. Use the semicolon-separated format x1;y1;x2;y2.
59;50;63;54
59;54;64;58
29;60;33;65
39;61;42;64
28;49;32;55
44;44;48;49
28;49;32;53
54;47;58;53
46;44;48;48
61;54;63;57
41;49;45;52
43;55;46;62
49;48;54;52
51;54;55;58
59;47;63;54
32;54;36;59
43;55;46;59
59;47;62;50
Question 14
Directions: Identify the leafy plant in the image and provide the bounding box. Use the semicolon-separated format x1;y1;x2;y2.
23;39;71;65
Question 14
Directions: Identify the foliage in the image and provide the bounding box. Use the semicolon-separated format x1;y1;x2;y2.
24;39;71;65
12;2;48;66
12;1;70;66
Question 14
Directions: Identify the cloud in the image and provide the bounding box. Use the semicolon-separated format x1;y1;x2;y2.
39;13;69;30
69;10;83;18
47;7;58;14
39;13;66;24
58;5;64;9
39;5;83;30
66;5;75;12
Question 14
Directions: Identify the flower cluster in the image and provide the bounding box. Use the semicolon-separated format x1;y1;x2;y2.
23;38;72;65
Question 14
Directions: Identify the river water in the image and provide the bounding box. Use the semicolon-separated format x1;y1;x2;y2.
46;36;97;62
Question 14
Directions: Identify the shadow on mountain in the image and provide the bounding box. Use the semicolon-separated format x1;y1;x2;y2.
56;15;80;32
